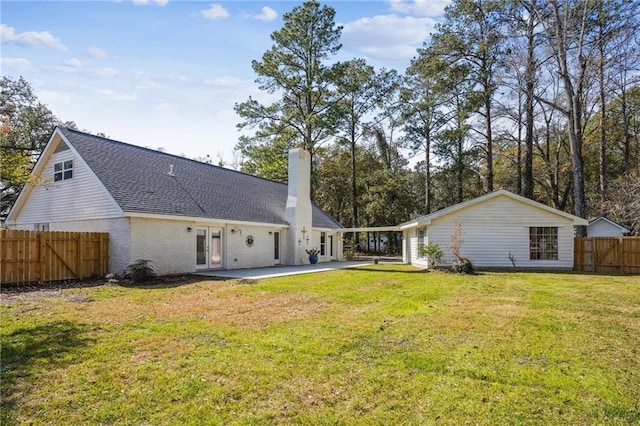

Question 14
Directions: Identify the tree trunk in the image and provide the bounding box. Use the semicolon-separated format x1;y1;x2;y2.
523;5;536;199
425;136;432;213
547;0;588;235
484;82;493;192
598;14;607;200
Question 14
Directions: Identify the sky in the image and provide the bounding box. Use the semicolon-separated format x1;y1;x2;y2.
1;0;449;166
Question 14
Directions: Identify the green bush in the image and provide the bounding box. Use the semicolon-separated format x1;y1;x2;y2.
418;243;444;268
452;257;474;274
125;259;156;283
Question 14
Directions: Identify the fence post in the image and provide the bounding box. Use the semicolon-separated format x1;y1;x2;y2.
619;237;625;274
39;231;46;284
78;232;85;279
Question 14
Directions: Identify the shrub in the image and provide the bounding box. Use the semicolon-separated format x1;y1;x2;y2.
452;257;474;274
125;259;156;283
418;242;444;268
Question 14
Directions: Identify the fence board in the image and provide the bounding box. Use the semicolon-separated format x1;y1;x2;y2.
574;237;640;274
0;230;109;284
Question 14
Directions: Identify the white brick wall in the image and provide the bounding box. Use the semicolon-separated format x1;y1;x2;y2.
225;225;284;269
130;218;195;275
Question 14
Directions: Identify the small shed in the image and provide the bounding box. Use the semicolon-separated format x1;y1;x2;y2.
587;216;631;237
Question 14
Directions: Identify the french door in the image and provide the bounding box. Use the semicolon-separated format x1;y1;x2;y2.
196;227;223;269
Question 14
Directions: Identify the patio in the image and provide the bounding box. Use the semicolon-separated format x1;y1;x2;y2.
195;260;382;280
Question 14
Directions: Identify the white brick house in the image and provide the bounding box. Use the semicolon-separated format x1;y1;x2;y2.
6;127;342;275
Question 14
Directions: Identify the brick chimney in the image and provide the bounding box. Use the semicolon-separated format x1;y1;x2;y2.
285;148;312;265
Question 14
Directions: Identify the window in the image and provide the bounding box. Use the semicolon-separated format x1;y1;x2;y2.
34;223;49;231
417;229;425;259
320;232;326;256
54;160;73;181
530;227;558;260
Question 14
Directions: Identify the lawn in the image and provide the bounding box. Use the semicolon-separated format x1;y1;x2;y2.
1;265;639;425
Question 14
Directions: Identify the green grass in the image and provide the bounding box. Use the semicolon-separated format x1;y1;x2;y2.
1;265;639;425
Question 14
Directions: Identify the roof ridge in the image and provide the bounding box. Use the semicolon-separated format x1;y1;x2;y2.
59;126;289;188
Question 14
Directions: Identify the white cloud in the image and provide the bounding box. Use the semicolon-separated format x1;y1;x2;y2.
86;47;109;58
0;24;67;52
132;0;168;6
96;67;119;77
204;76;244;88
200;4;229;20
388;0;450;17
64;58;83;68
341;15;436;62
253;6;277;22
44;64;120;78
94;88;137;101
134;71;158;89
0;57;33;72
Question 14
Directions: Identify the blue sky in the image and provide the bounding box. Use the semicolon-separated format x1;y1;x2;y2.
1;0;449;165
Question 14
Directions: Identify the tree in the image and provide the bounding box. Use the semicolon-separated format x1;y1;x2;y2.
432;60;480;203
498;0;545;198
1;76;59;220
431;0;504;192
403;52;449;214
234;0;343;196
533;0;601;234
598;167;640;234
334;59;397;228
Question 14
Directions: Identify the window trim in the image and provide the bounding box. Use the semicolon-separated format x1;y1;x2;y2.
417;229;425;259
54;160;73;182
320;232;326;256
529;227;558;260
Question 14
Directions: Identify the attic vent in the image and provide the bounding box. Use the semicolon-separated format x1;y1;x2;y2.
168;164;175;176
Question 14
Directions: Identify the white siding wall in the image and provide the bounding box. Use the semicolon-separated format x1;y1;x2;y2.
13;148;122;224
225;225;284;269
587;220;626;237
426;196;575;269
405;230;428;268
129;218;195;276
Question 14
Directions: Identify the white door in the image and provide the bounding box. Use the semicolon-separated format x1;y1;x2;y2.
196;227;223;269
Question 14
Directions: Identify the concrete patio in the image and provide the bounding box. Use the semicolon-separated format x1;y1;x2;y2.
195;260;380;280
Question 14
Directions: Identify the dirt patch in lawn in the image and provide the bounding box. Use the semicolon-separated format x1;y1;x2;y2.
150;289;330;328
2;275;331;330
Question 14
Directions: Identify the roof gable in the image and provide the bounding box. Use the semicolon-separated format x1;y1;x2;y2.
587;216;630;233
401;189;588;229
54;127;340;228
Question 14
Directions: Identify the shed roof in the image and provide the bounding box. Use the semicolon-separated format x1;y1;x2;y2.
587;216;631;233
400;189;588;229
56;127;341;229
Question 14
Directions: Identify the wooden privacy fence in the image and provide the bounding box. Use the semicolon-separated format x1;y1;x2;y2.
0;230;109;284
574;237;640;274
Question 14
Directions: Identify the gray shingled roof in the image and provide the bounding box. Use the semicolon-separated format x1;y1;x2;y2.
59;127;342;229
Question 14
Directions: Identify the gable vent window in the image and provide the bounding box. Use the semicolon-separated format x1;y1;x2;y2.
54;160;73;182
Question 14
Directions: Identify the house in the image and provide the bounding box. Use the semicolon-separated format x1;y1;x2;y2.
586;216;631;237
6;127;343;275
401;189;588;270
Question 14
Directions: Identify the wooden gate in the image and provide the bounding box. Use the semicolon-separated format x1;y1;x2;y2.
0;230;109;284
574;237;640;274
